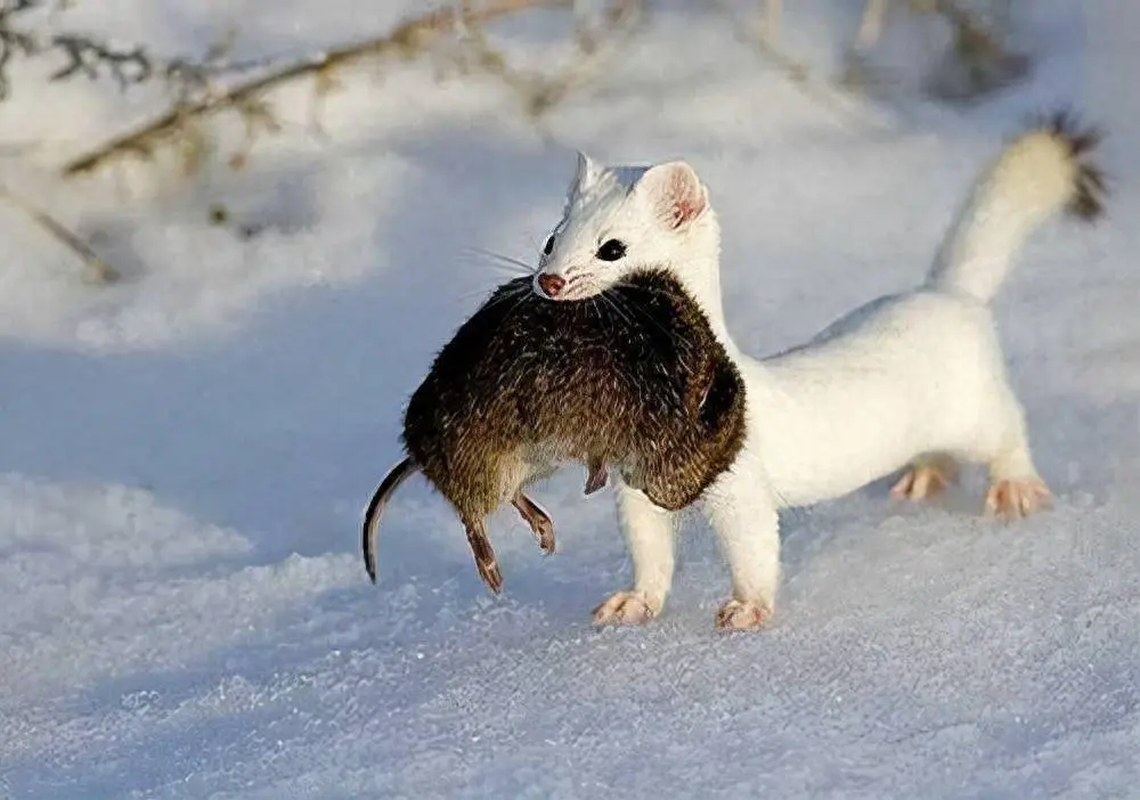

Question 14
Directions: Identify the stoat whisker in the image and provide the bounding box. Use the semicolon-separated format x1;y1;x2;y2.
460;246;536;276
450;279;529;311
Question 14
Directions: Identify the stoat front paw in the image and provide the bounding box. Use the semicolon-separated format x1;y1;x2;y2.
985;477;1051;520
592;591;658;626
715;599;772;632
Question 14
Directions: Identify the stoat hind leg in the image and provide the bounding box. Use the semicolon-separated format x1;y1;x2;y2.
893;381;1051;520
975;379;1052;521
890;452;960;501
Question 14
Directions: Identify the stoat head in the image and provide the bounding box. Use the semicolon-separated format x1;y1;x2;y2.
533;152;717;301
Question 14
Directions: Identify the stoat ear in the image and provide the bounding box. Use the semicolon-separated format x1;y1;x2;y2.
572;150;606;194
634;161;708;230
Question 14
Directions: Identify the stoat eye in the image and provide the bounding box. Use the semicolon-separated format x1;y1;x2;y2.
542;235;555;256
595;239;627;262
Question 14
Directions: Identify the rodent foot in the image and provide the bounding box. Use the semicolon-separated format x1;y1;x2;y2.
511;493;556;555
584;461;608;495
984;477;1051;520
476;559;503;594
534;522;556;555
715;599;772;632
592;591;658;626
890;457;959;501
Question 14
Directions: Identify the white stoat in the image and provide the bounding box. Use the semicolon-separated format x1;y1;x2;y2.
532;111;1106;631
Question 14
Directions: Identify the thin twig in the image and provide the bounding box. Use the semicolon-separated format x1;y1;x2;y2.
714;0;890;131
458;0;641;118
760;0;781;45
0;0;154;100
921;0;1030;102
61;0;572;178
0;184;118;282
855;0;890;52
927;0;1007;57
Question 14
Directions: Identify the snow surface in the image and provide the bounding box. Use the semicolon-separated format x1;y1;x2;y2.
2;1;1139;797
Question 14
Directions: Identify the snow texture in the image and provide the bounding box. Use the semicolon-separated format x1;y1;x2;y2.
2;0;1139;797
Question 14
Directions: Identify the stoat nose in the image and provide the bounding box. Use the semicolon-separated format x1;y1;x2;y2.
537;273;566;298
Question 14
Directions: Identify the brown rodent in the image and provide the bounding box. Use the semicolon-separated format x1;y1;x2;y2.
362;267;747;593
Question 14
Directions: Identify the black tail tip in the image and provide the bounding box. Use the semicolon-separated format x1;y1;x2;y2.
1027;107;1109;222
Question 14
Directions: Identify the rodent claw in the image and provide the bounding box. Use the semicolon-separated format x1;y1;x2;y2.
477;559;503;594
584;460;608;495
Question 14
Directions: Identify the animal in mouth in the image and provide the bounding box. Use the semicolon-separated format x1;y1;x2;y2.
362;264;747;595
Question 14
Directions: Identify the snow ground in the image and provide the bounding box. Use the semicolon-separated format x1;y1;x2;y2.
1;0;1139;797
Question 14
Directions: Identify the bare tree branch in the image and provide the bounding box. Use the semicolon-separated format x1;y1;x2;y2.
716;0;890;131
61;0;576;178
921;0;1031;102
456;0;642;118
0;183;118;283
0;0;153;100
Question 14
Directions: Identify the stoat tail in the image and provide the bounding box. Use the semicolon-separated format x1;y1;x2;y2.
362;456;418;584
926;110;1107;304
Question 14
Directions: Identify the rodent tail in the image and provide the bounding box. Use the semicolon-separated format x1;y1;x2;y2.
926;109;1107;304
362;456;419;584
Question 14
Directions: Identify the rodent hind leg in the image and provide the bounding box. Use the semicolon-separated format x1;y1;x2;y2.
592;481;676;626
890;452;960;501
511;492;556;555
702;450;780;632
463;518;504;594
498;452;556;554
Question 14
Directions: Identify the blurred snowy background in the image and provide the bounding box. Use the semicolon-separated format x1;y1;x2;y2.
0;1;1137;797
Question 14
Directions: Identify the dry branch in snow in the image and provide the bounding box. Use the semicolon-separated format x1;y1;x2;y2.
4;0;644;283
60;0;646;179
0;184;118;283
746;0;1028;106
0;0;152;100
0;0;1029;286
920;0;1029;102
35;0;1022;178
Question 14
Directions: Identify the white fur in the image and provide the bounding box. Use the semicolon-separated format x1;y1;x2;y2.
534;127;1094;629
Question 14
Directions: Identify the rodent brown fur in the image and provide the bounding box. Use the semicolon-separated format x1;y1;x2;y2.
362;267;747;593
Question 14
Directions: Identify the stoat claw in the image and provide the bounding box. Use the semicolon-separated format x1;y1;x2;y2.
592;591;657;626
891;458;959;501
985;477;1051;520
715;599;772;632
